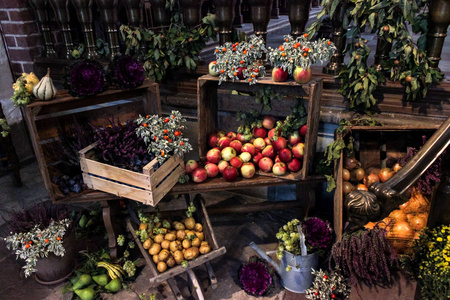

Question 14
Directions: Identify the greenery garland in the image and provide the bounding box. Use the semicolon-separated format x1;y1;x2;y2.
308;0;443;112
0;118;10;137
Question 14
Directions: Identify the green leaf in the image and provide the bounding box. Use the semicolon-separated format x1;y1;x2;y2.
325;174;336;192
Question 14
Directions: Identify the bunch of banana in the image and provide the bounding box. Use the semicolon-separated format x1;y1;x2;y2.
97;261;125;280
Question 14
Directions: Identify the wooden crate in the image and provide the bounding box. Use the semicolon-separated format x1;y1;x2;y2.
127;194;227;287
22;80;161;203
333;125;440;240
197;74;322;182
80;142;184;206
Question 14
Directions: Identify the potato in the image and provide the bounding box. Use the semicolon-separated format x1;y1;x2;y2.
199;244;211;254
157;261;167;273
161;240;170;249
182;239;192;249
185;230;195;238
165;232;176;241
194;223;203;232
139;223;148;231
174;222;185;231
170;240;182;252
148;243;161;256
177;230;187;241
158;249;170;262
184;217;196;230
155;222;162;228
192;237;201;248
201;241;209;247
195;232;204;241
153;254;160;264
154;234;164;244
166;256;176;268
173;250;184;264
184;247;200;260
143;238;153;249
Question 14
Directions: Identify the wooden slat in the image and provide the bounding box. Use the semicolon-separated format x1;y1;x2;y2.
151;154;183;187
126;219;158;276
151;165;185;205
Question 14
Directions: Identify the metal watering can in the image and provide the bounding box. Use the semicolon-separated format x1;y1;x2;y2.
249;225;318;293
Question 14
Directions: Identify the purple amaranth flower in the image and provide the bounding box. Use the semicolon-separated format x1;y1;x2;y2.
239;261;273;296
303;217;333;251
112;55;144;89
64;60;109;97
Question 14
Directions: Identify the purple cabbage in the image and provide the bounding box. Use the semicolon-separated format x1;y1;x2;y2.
64;60;109;97
303;217;334;251
112;55;145;89
239;260;273;296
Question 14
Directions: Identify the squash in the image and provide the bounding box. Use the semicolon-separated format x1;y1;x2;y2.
33;68;57;100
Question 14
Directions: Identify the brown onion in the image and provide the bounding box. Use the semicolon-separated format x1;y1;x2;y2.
342;169;351;181
363;173;380;187
410;215;427;231
342;182;355;196
343;157;360;170
351;168;365;182
356;183;368;191
392;163;402;172
378;168;394;182
392;221;414;239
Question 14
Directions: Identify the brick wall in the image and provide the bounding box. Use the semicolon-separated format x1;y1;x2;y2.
0;0;43;79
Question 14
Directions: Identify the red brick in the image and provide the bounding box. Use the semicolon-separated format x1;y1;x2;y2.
1;21;38;35
0;0;29;9
7;9;35;22
8;47;42;62
15;34;42;48
22;63;34;74
4;36;16;47
11;62;23;76
0;10;8;20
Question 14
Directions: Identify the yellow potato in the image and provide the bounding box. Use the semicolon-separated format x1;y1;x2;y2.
182;239;192;249
158;249;170;262
173;250;184;264
201;241;209;247
191;237;201;248
165;232;176;241
155;222;162;228
139;223;148;231
154;234;164;244
157;261;167;273
161;240;170;249
184;217;196;230
177;230;187;241
153;254;160;264
199;244;211;254
166;256;176;268
184;247;199;260
170;240;182;252
148;243;161;256
194;223;203;232
195;232;204;241
143;238;153;250
174;222;185;231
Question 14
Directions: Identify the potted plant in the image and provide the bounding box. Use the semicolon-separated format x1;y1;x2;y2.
267;35;335;83
250;217;333;293
3;203;75;284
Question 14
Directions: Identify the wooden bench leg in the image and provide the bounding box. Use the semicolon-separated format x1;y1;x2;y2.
187;269;205;300
205;262;218;289
167;278;185;300
101;200;122;261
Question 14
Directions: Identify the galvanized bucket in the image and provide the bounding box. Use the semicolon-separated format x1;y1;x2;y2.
279;251;319;293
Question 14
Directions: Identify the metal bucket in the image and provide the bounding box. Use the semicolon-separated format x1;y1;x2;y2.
279;251;318;293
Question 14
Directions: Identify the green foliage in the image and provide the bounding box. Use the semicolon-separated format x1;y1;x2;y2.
120;10;216;82
186;201;196;218
11;76;34;107
308;0;443;112
0;118;10;137
274;98;308;139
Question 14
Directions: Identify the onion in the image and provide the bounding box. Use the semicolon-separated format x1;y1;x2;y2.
363;173;380;187
342;169;351;181
392;163;402;172
343;157;360;170
389;210;407;222
399;201;409;211
410;215;427;231
351;168;365;182
378;168;394;183
392;221;414;239
406;214;414;223
342;182;355;196
364;222;375;229
356;183;368;191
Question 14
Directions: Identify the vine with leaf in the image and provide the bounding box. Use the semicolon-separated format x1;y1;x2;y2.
308;0;443;112
0;118;10;137
120;2;216;82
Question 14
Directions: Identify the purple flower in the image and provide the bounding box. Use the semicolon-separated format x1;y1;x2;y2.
239;261;273;296
303;217;333;251
113;55;145;89
64;60;108;97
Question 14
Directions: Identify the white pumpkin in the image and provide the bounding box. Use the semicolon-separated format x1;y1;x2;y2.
33;68;57;100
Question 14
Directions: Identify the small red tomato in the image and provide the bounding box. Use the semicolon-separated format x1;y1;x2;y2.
323;275;328;279
164;118;169;123
164;129;168;134
45;239;49;243
174;131;181;136
164;136;168;140
143;123;148;127
180;142;184;146
25;244;30;249
57;236;61;241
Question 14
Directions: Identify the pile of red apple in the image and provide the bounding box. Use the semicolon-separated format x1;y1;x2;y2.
185;115;307;183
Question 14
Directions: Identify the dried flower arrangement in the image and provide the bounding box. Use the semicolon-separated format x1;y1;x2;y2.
330;227;397;288
276;218;333;261
136;111;192;163
64;60;109;97
211;35;267;85
305;269;351;300
238;256;275;296
268;35;336;73
403;224;450;300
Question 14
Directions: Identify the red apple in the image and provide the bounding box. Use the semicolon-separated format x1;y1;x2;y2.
253;137;266;151
293;66;312;84
258;157;274;172
264;137;272;145
218;136;231;149
268;128;280;141
288;131;302;146
241;162;256;179
217;130;226;138
253;127;267;139
261;145;276;158
272;162;287;175
218;160;229;173
287;158;302;172
229;140;242;153
240;152;252;163
274;155;281;163
272;136;288;152
236;66;247;80
237;133;252;143
262;115;276;130
221;146;237;161
241;143;256;156
292;142;305;159
185;160;199;174
227;132;237;140
278;148;292;163
223;166;239;182
206;148;221;164
208;61;219;76
272;67;289;82
208;133;218;148
230;156;243;169
253;152;263;165
191;167;207;183
299;124;307;137
204;163;219;178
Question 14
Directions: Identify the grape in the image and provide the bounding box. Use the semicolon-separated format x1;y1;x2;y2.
51;176;60;184
69;179;76;186
62;188;70;195
71;184;81;193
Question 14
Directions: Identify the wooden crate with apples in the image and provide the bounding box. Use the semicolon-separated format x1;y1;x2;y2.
191;74;322;185
333;125;439;248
